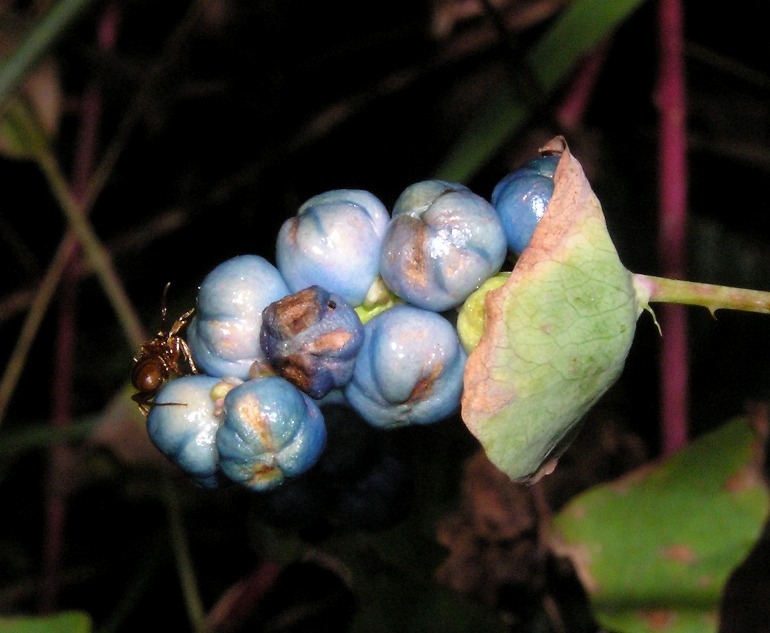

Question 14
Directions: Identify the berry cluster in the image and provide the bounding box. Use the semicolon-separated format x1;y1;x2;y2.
140;156;558;491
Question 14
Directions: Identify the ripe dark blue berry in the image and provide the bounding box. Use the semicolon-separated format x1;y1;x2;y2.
491;154;560;255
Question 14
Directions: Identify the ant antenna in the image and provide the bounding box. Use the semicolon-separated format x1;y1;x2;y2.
160;282;172;328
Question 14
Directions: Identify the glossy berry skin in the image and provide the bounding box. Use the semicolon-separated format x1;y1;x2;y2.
217;376;327;491
276;189;390;307
146;375;224;488
491;154;560;255
379;180;506;312
260;286;364;399
343;304;467;428
187;255;289;380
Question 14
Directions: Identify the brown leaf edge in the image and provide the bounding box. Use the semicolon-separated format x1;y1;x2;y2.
461;135;619;428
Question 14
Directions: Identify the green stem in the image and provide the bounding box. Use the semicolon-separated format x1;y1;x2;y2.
0;0;204;428
11;102;145;350
0;233;77;426
0;417;96;456
0;0;100;110
163;480;208;633
634;273;770;315
95;534;168;633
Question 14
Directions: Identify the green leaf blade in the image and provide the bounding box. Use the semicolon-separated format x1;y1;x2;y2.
0;611;92;633
462;137;639;482
551;418;770;633
435;0;648;183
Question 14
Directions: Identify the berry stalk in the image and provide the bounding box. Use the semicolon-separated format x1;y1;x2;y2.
634;274;770;316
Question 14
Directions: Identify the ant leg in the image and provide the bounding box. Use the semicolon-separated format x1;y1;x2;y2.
168;307;196;337
178;337;198;374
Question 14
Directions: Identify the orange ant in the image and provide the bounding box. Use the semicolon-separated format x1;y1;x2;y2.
131;283;198;416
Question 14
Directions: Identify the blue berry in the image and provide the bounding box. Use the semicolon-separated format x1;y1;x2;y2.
491;154;560;255
146;374;224;488
276;189;390;307
520;154;559;178
260;286;364;399
343;304;467;428
187;255;289;380
379;180;506;311
217;376;327;491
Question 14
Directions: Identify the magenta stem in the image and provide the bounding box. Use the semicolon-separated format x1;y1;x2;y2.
38;266;77;614
556;39;609;130
39;2;121;612
656;0;689;454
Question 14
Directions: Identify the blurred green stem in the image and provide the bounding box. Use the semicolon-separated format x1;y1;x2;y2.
96;533;168;633
164;480;208;633
0;0;204;427
0;417;96;456
0;0;100;112
0;234;77;426
11;102;145;350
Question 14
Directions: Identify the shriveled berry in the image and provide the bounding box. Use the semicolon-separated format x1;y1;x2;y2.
260;285;364;399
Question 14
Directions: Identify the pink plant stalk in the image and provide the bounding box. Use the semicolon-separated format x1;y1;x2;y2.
39;2;121;612
556;40;609;131
656;0;689;453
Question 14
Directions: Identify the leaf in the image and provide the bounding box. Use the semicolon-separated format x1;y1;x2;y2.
549;417;770;633
0;611;92;633
461;136;641;482
0;0;98;109
0;21;62;160
435;0;648;182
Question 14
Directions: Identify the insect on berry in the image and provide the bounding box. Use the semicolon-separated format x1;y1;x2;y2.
131;283;198;415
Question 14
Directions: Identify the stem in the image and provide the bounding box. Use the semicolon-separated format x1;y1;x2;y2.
0;1;202;428
38;269;77;613
635;274;770;315
0;418;96;456
39;5;120;611
163;480;208;633
656;0;689;454
95;534;168;633
12;103;145;351
0;234;77;426
0;0;100;110
556;40;609;130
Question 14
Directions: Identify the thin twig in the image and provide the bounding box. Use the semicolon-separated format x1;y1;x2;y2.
39;2;121;612
95;534;168;633
16;103;145;351
0;0;205;427
556;40;609;130
164;479;208;633
0;208;189;324
478;0;562;131
0;233;78;426
0;0;100;111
